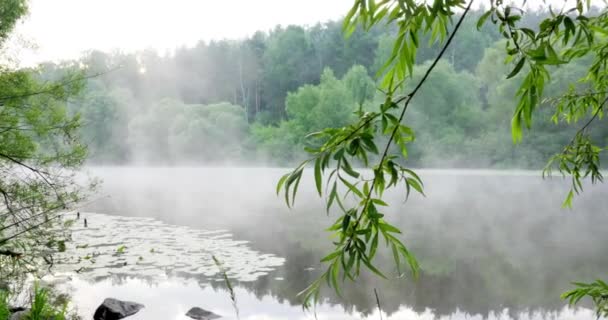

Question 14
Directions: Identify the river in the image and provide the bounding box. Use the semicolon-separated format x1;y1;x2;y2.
52;167;608;319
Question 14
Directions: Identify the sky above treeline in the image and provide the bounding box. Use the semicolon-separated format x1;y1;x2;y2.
10;0;352;66
7;0;606;67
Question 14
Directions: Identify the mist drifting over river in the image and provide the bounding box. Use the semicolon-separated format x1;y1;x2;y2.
60;167;608;319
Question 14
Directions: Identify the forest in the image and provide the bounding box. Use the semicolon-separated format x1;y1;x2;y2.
2;0;608;319
35;9;606;168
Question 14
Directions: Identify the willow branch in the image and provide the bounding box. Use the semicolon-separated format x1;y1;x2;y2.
577;97;608;135
345;0;475;253
563;96;608;152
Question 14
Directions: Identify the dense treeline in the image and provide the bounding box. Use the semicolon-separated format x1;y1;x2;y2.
42;10;608;167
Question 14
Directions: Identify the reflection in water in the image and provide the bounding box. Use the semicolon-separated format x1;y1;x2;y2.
68;167;608;319
64;278;596;320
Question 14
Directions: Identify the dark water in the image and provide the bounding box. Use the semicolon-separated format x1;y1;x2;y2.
57;167;608;319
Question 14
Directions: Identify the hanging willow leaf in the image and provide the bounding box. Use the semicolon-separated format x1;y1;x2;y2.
507;58;526;79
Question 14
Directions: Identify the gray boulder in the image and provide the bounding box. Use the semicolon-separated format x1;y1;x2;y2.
8;307;26;313
93;298;144;320
185;307;221;320
9;310;29;320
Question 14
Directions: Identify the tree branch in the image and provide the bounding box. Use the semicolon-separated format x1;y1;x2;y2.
577;97;607;135
0;67;120;103
0;213;63;245
0;202;68;233
344;0;475;254
563;96;608;152
0;152;56;190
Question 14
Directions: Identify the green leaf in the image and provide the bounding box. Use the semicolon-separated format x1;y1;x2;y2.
371;198;388;206
369;232;379;260
477;10;493;30
321;250;341;262
507;58;526;79
331;260;341;296
327;182;337;213
399;245;420;278
391;243;401;275
361;255;387;279
402;168;423;186
340;176;364;199
342;214;351;232
367;203;384;219
361;136;379;154
291;170;303;207
562;190;574;208
379;222;401;234
406;177;424;196
276;174;289;195
314;158;323;197
511;113;523;143
528;44;547;61
343;2;360;35
342;158;360;178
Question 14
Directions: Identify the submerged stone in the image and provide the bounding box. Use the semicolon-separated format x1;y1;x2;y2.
185;307;221;320
8;307;26;313
93;298;144;320
9;310;29;320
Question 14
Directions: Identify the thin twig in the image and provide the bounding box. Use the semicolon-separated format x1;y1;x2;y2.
0;187;14;214
345;0;475;252
0;152;61;203
374;288;383;320
0;202;69;233
576;97;607;135
212;255;240;320
0;214;63;245
0;204;39;219
562;96;608;153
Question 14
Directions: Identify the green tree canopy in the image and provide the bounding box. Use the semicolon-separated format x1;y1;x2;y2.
0;1;90;280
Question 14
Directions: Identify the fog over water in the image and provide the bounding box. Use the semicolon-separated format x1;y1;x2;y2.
54;167;608;320
4;1;608;319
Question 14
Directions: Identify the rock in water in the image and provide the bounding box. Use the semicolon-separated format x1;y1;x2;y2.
8;307;26;313
185;307;221;320
93;298;144;320
9;310;29;320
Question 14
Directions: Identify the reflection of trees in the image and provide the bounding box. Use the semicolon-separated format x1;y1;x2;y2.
84;171;608;318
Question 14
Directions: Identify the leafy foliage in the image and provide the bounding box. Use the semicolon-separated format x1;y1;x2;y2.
28;284;68;320
477;0;608;207
252;66;372;163
33;8;606;169
0;290;9;320
279;0;608;312
562;280;608;318
0;0;27;45
0;2;92;282
0;284;70;320
278;0;476;308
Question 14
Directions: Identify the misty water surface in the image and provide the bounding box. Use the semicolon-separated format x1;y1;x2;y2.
57;167;608;319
